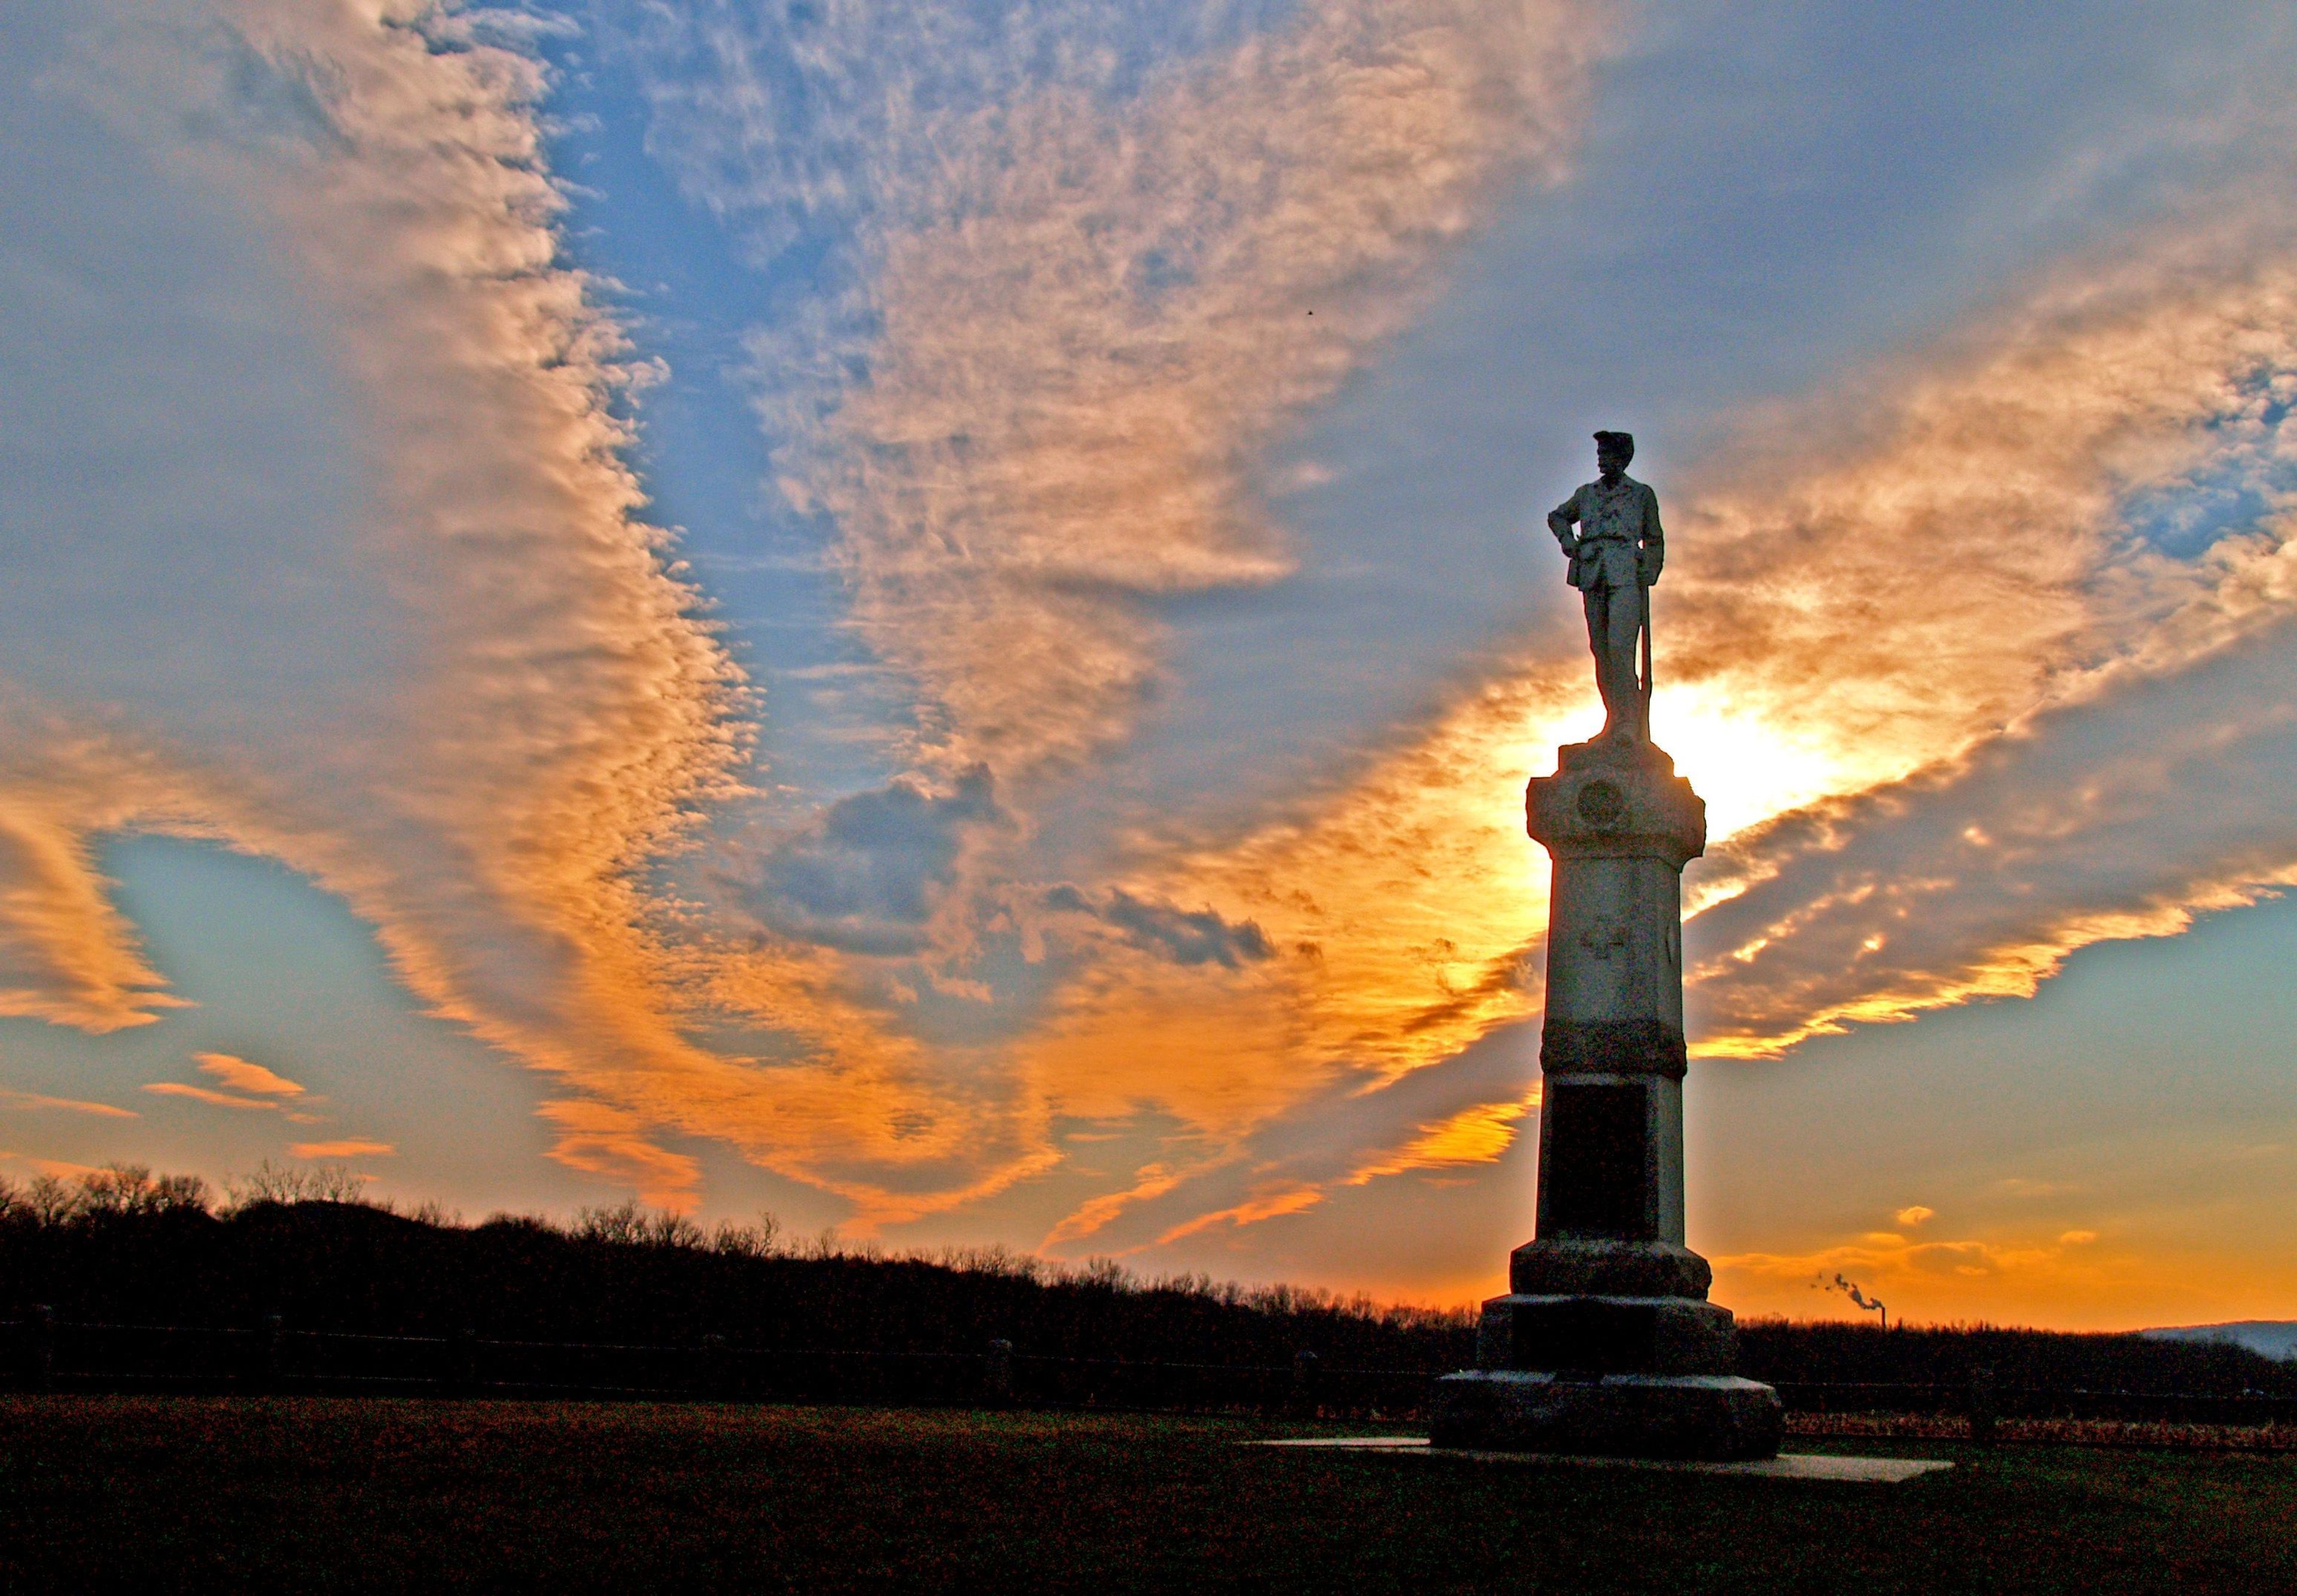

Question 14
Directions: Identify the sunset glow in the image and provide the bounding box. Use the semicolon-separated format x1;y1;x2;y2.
3;0;2295;1332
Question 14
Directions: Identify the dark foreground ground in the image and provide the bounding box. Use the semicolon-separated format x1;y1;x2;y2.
3;1397;2293;1594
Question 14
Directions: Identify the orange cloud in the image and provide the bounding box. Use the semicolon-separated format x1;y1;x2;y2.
1;1155;107;1180
289;1139;393;1159
1687;621;2297;1057
0;1089;137;1119
535;1099;703;1211
661;0;1613;1223
1128;222;2297;1108
989;220;2297;1255
0;773;190;1032
1141;669;1578;1090
1155;1182;1326;1245
195;1053;303;1097
1346;1091;1540;1186
143;1083;278;1111
789;0;1607;779
1042;1161;1200;1249
0;2;767;1211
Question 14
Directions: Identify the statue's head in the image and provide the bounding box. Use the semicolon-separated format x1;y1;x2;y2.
1594;430;1634;478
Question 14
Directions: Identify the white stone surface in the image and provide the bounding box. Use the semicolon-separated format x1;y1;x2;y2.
1252;1437;1950;1483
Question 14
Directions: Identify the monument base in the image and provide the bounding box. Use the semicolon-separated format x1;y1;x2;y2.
1430;1370;1783;1461
1512;1238;1711;1298
1452;724;1775;1463
1476;1293;1739;1375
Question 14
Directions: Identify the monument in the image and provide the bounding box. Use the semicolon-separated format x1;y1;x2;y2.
1430;432;1783;1460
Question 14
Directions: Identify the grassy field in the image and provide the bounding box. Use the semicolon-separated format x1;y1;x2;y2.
2;1397;2292;1592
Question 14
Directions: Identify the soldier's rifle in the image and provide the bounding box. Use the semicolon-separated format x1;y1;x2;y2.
1638;568;1655;736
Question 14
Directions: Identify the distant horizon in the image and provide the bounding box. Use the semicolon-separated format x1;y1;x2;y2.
13;1153;2297;1342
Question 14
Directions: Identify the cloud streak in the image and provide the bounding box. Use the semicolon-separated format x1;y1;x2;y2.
0;1090;137;1120
144;1083;284;1112
2;1;755;1201
635;2;2297;1242
620;0;1614;1213
633;0;1608;779
1670;227;2297;1051
1690;608;2297;1055
824;0;1604;778
290;1138;394;1159
1043;216;2297;1245
1167;221;2297;1086
196;1053;303;1097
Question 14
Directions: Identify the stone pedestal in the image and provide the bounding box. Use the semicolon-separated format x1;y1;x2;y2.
1432;737;1782;1461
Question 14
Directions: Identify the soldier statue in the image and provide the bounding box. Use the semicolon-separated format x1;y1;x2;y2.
1433;430;1780;1462
1546;430;1664;742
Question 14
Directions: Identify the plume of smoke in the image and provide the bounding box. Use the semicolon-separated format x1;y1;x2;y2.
1825;1272;1889;1330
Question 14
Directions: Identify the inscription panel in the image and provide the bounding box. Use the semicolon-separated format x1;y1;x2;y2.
1540;1082;1653;1239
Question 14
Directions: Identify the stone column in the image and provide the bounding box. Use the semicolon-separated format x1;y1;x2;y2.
1431;737;1781;1460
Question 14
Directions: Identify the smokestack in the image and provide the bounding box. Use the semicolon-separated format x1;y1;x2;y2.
1830;1273;1888;1331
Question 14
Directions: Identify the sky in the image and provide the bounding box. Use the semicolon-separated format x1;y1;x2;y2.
3;0;2296;1331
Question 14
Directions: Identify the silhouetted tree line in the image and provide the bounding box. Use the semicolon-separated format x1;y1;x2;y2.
0;1165;1475;1369
6;1165;2289;1394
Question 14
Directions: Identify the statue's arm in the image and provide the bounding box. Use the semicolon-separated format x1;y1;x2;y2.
1546;492;1582;553
1638;486;1665;585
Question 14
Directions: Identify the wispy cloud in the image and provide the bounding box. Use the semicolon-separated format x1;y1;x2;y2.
146;1056;321;1120
88;0;1607;1224
1344;1090;1540;1186
1675;230;2297;1053
1690;618;2297;1055
604;0;1613;1217
1156;1181;1324;1245
144;1082;279;1111
625;0;1607;781
289;1138;392;1159
0;729;194;1033
1034;1019;1540;1255
1151;221;2297;1101
1019;217;2297;1247
0;1089;137;1119
1041;1159;1196;1248
793;0;1606;779
4;1;749;1204
0;1154;107;1180
194;1053;303;1097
